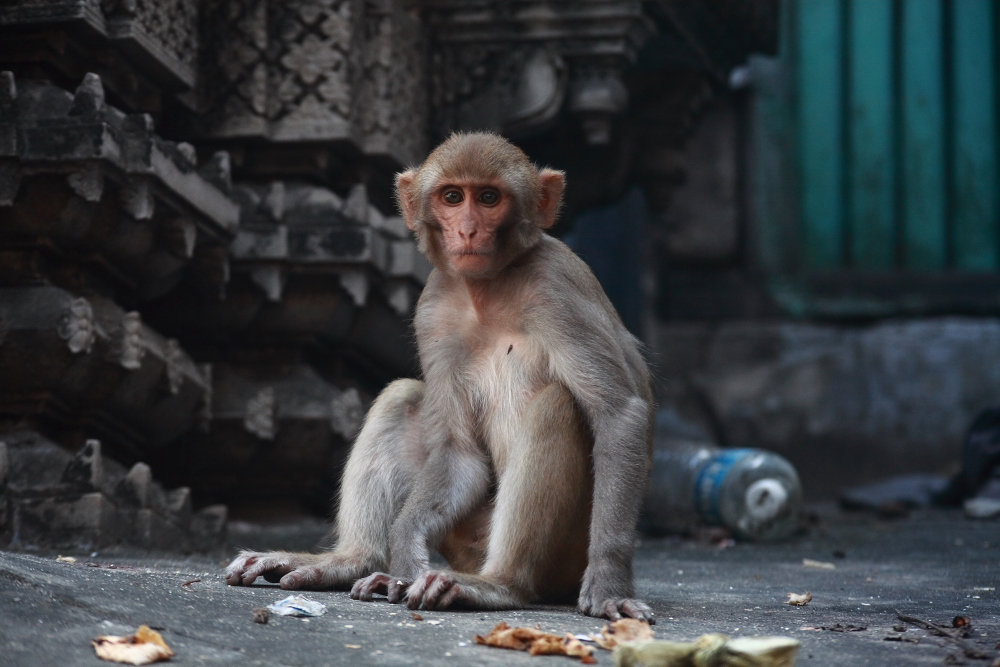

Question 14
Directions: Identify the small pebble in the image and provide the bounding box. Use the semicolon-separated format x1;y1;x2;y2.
252;607;270;624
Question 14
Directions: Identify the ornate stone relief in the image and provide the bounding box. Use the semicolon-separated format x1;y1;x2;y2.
423;0;652;143
330;387;363;440
198;0;426;166
58;297;97;355
244;386;276;440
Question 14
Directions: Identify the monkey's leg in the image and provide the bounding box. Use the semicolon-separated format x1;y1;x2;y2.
225;379;425;590
405;382;592;611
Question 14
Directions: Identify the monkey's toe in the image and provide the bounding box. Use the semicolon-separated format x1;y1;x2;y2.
411;572;458;610
351;572;394;601
620;599;655;624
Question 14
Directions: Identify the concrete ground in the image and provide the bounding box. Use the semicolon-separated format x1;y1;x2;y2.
1;505;997;667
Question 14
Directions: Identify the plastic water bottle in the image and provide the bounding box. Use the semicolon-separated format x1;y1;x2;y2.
642;441;802;541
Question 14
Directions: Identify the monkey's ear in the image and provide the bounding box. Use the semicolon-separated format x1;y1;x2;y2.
536;168;565;230
395;169;419;230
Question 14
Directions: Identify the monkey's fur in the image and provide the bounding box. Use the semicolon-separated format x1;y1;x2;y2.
225;132;654;622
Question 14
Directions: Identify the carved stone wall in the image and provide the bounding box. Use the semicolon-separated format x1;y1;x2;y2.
196;0;426;168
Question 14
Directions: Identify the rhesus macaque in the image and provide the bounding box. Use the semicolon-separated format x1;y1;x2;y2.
225;132;654;621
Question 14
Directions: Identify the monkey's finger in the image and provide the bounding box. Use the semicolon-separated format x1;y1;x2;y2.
437;583;463;610
280;566;321;590
603;599;623;621
391;578;413;605
351;572;391;601
223;553;258;585
242;558;292;586
619;599;655;624
417;573;451;609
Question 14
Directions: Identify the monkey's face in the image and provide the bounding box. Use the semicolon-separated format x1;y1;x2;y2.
429;180;512;277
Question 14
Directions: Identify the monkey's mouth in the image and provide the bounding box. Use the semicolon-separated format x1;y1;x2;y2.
452;249;493;257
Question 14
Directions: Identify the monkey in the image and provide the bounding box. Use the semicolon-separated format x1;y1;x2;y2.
224;132;654;622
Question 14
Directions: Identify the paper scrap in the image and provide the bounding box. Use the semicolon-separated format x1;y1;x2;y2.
787;592;812;606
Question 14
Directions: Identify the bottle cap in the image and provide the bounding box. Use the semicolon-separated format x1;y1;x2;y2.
744;478;789;522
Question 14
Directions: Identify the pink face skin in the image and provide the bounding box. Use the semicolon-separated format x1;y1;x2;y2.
429;180;511;277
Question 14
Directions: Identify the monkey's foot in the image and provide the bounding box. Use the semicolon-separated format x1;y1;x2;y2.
405;571;465;611
224;550;364;590
351;572;410;604
579;596;655;624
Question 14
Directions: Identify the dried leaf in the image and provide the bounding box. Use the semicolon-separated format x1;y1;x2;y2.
591;618;655;650
92;625;174;665
787;592;812;606
529;634;598;664
475;622;596;663
411;613;423;621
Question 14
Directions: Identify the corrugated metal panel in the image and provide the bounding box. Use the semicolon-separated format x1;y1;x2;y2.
789;0;999;274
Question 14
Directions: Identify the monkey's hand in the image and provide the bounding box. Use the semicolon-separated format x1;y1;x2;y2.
350;572;411;604
224;550;364;590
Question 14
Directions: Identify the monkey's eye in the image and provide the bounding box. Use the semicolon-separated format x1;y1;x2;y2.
478;190;500;206
442;189;464;205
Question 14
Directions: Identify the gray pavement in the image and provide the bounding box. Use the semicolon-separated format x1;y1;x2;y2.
1;505;998;667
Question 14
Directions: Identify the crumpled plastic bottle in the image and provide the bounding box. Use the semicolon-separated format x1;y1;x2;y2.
642;441;803;541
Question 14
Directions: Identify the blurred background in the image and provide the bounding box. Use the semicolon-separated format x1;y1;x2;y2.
0;0;997;550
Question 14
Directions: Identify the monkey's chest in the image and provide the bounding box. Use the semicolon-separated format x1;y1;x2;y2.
465;335;548;431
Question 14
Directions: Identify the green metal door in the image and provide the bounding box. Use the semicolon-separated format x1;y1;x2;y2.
756;0;1000;317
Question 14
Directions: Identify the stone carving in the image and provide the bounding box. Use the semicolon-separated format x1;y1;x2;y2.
356;0;427;164
62;440;104;491
164;338;184;395
120;178;156;220
0;73;239;301
330;387;363;440
423;0;653;141
102;0;199;86
197;364;213;432
338;270;369;307
244;386;276;440
58;297;96;355
199;0;355;139
198;0;426;166
0;161;20;208
120;311;145;370
67;163;105;203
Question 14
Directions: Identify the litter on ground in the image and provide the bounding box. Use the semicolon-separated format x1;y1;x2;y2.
613;633;800;667
474;621;597;664
590;618;655;649
266;595;327;617
92;625;175;665
786;592;812;606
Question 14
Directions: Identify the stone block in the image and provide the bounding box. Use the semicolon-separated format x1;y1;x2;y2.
15;492;123;549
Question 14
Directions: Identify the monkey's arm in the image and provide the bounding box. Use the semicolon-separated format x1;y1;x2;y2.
543;286;654;622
